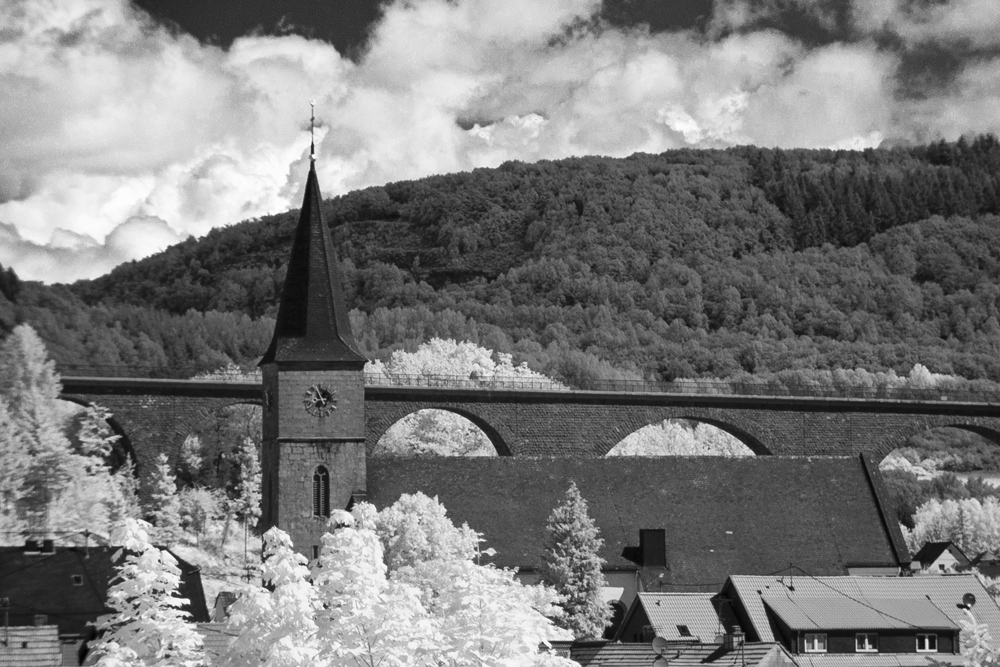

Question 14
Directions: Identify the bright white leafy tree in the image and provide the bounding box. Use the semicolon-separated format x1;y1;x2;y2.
92;519;204;667
0;324;135;542
368;339;564;457
225;493;578;667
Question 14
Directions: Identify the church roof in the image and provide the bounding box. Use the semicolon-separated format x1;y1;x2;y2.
260;161;366;367
366;455;909;589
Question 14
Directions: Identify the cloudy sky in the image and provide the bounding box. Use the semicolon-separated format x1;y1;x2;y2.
3;0;1000;284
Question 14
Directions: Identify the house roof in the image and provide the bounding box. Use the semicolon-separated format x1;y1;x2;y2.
792;654;963;667
0;545;210;637
366;455;908;589
196;623;238;665
570;641;798;667
0;626;62;667
620;593;739;642
259;160;366;367
911;542;969;567
760;596;956;631
724;574;1000;643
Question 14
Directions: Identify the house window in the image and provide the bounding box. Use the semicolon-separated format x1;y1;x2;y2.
313;466;329;517
677;625;692;637
311;545;320;560
804;634;827;653
917;634;938;652
856;633;877;652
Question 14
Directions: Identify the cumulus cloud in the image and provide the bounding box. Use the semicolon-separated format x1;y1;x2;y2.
2;0;1000;283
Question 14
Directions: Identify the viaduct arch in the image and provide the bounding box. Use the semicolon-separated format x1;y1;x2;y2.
61;377;1000;477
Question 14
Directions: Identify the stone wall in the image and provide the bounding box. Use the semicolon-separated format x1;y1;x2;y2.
62;379;1000;481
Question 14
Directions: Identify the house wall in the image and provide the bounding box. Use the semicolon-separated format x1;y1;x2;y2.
619;605;653;643
928;551;962;573
792;630;957;655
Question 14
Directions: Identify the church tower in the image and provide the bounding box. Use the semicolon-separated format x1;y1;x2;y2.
258;145;368;556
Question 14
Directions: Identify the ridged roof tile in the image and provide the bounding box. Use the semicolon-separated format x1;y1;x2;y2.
726;574;1000;643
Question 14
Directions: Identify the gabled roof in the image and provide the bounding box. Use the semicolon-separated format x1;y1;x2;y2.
760;596;955;631
570;641;798;667
196;623;238;665
724;574;1000;643
0;626;61;667
0;546;209;637
259;161;366;367
619;593;738;642
366;456;908;589
911;542;969;567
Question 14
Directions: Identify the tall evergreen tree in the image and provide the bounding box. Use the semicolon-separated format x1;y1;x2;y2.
148;453;182;545
539;481;612;640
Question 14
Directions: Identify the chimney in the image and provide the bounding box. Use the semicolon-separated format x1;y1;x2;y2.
40;540;55;555
23;540;39;554
724;625;745;650
33;614;47;626
640;529;666;567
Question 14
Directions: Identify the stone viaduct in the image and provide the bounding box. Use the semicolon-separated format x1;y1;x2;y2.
61;376;1000;476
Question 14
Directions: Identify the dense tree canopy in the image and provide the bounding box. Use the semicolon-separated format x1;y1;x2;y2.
3;138;1000;384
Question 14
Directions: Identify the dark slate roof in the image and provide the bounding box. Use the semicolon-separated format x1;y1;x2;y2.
570;641;797;667
366;456;907;590
259;161;366;366
0;546;210;637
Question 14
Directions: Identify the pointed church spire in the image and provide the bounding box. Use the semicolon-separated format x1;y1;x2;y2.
260;113;366;367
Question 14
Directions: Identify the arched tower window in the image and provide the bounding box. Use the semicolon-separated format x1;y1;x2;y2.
313;466;330;517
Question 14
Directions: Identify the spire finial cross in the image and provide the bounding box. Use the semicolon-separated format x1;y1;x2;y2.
310;100;316;163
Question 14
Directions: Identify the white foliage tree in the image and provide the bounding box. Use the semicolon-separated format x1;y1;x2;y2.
366;338;565;390
223;494;576;667
313;511;438;667
368;339;564;457
231;436;262;528
368;493;576;667
92;519;204;667
148;453;183;545
907;497;1000;556
539;482;612;640
0;326;128;541
607;420;753;456
222;527;320;667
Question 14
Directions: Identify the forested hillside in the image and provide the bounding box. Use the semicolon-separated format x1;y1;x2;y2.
3;137;1000;384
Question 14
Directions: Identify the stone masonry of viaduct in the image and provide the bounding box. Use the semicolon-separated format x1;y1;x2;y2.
62;377;1000;478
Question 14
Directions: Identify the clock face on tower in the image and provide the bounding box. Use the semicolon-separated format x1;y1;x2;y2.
303;383;337;417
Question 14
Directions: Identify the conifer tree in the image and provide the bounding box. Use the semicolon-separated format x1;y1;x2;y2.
231;437;261;528
539;481;612;640
148;453;182;545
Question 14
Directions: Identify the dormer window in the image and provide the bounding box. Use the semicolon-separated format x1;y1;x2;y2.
804;634;827;653
856;633;877;652
71;574;83;586
677;625;692;637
